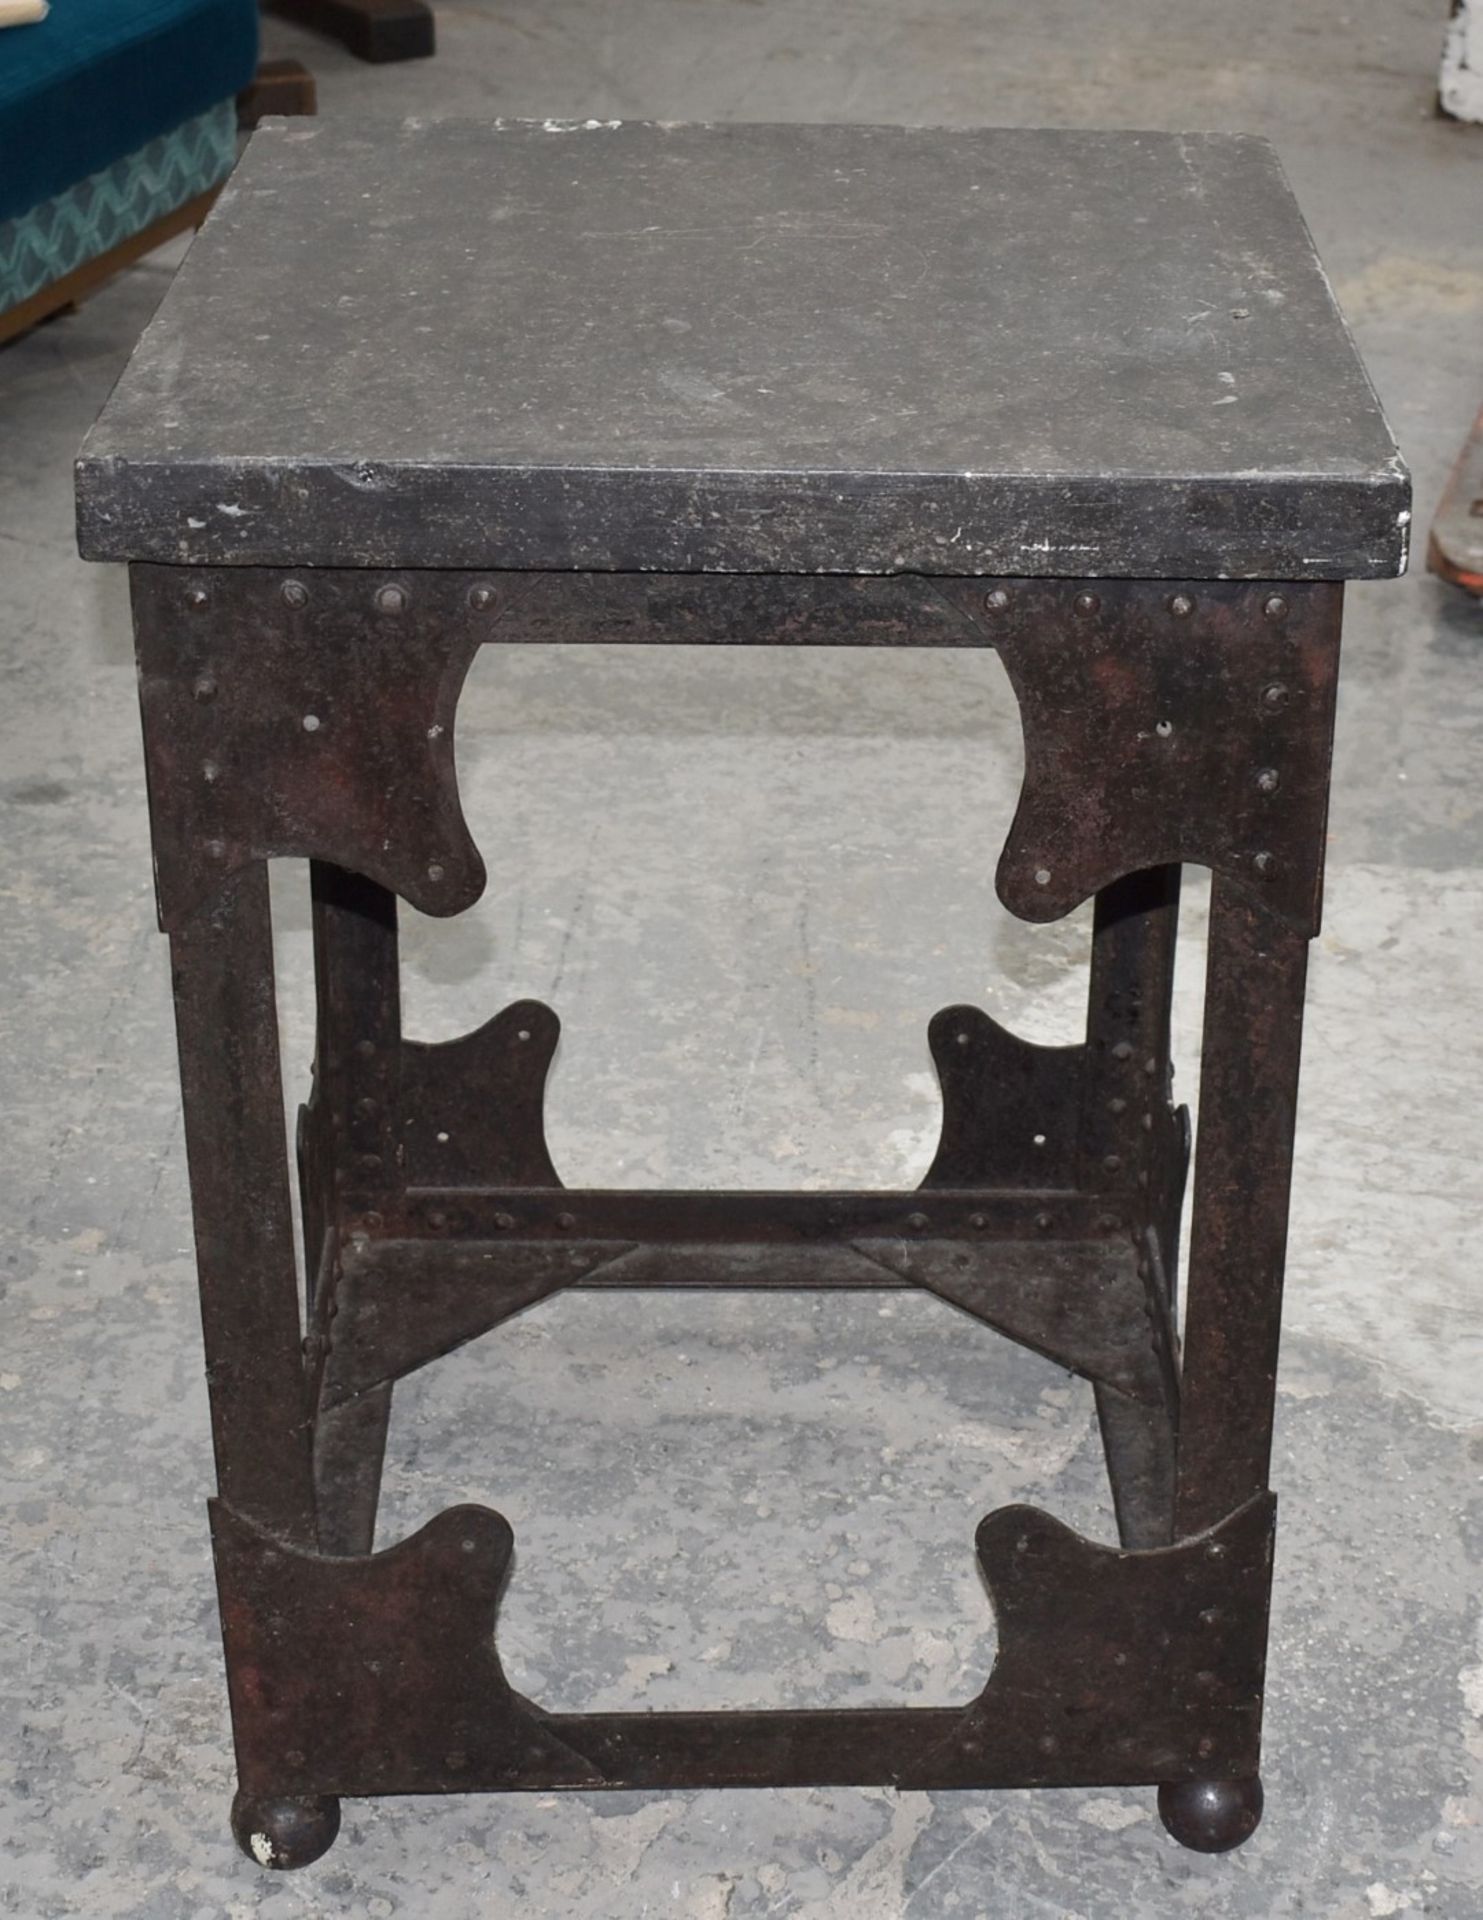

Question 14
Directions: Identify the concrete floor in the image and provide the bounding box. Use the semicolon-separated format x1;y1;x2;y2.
3;2;1482;1914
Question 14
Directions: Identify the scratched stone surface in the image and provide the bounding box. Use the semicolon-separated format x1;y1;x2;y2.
74;122;1407;579
4;2;1482;1917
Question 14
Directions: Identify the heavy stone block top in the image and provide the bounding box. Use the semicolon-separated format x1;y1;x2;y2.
76;119;1408;579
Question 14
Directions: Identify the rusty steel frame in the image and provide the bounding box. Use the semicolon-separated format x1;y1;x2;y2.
133;565;1342;1867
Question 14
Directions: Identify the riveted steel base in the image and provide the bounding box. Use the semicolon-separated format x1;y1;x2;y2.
139;570;1337;1865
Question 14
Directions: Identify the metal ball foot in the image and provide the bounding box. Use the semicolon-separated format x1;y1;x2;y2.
1157;1776;1264;1853
231;1789;341;1870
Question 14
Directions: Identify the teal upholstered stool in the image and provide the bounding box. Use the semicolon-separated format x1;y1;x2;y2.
0;0;257;341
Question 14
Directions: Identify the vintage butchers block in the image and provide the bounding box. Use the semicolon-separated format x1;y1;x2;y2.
75;119;1408;1869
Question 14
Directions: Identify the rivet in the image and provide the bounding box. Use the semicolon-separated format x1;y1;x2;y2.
1144;1056;1158;1075
362;1211;383;1231
427;862;445;882
1262;682;1289;711
1097;1212;1119;1231
955;1030;970;1046
302;713;321;732
1037;1734;1058;1755
1073;592;1101;616
494;1211;516;1231
202;759;220;784
285;1748;306;1768
556;1211;577;1231
427;1210;448;1230
1263;594;1289;622
281;579;309;609
355;1040;376;1059
1207;1542;1227;1561
1197;1735;1216;1758
460;1537;478;1553
1103;1153;1122;1173
1196;1669;1218;1690
1035;1212;1052;1231
1112;1650;1129;1667
1141;1111;1154;1132
1256;767;1280;794
445;1749;469;1771
205;837;227;860
1200;1607;1222;1627
357;1153;381;1171
1033;867;1052;887
1168;592;1195;617
1111;1041;1133;1062
984;587;1010;611
1154;718;1174;738
467;585;497;612
375;582;408;615
1253;850;1277;879
1108;1095;1127;1114
185;585;209;610
907;1212;929;1233
355;1096;378;1118
192;674;217;702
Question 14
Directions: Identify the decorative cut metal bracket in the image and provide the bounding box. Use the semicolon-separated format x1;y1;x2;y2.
131;567;488;930
134;568;1341;942
212;1489;1274;1799
939;579;1343;933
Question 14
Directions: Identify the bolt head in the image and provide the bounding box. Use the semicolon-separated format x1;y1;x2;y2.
1253;850;1277;879
1073;591;1101;617
1168;592;1195;617
1255;767;1280;794
281;579;309;609
468;584;497;611
1262;682;1289;711
1262;594;1289;621
375;582;409;615
983;587;1010;611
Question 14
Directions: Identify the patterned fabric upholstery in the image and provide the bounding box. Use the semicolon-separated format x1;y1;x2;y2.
0;101;237;318
0;0;257;224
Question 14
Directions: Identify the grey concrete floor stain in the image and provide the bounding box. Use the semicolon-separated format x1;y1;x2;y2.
3;1;1482;1914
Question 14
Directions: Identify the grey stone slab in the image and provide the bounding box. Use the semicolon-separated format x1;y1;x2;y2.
75;119;1408;578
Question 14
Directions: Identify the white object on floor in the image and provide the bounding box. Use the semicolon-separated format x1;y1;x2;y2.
1441;0;1483;122
0;0;49;23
